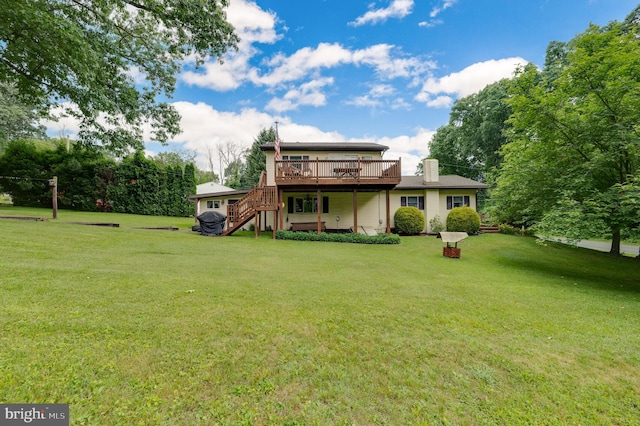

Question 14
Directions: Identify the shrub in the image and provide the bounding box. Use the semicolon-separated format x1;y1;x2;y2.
498;224;536;237
394;206;425;235
276;230;400;244
429;215;444;234
446;206;481;234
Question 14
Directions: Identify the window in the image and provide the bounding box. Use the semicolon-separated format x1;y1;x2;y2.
288;196;329;214
207;200;222;208
282;155;309;170
446;195;470;209
400;196;424;210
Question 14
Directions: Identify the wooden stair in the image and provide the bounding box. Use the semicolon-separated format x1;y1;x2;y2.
480;225;500;233
223;173;278;236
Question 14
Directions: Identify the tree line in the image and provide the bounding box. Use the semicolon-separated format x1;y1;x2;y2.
0;140;195;217
426;6;640;255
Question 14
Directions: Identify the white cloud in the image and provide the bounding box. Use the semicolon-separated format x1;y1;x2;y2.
352;44;435;80
41;103;82;138
418;19;442;28
390;97;411;110
369;84;395;98
181;52;253;91
226;0;280;45
265;77;334;112
345;83;403;109
255;43;352;86
430;0;458;18
345;95;382;108
180;0;433;97
376;127;436;174
251;43;432;89
350;0;414;26
171;102;274;150
419;0;457;28
181;0;281;91
415;57;527;107
425;95;454;108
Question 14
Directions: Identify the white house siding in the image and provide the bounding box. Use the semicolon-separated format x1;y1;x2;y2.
279;191;381;232
425;190;441;234
438;190;478;228
274;189;480;233
197;196;254;230
389;190;428;233
388;189;480;234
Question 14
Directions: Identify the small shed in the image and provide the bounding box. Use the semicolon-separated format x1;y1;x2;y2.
437;232;468;258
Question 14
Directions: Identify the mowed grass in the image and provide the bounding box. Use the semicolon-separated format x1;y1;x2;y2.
1;207;639;425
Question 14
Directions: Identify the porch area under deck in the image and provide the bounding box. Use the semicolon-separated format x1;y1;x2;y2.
271;159;401;235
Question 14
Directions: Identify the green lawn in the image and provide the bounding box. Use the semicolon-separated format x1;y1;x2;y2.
1;207;639;425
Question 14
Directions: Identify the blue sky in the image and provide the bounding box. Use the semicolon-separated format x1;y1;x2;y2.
47;0;639;175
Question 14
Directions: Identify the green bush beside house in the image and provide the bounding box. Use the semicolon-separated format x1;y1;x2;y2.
446;206;481;234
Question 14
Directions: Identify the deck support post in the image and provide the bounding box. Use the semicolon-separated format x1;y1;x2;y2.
273;208;277;239
353;189;358;233
386;189;391;234
279;187;284;231
317;188;322;234
254;211;260;238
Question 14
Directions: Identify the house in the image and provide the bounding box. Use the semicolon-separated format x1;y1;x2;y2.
196;181;235;195
190;142;488;236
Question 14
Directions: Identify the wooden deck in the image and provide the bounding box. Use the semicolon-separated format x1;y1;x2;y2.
275;159;401;187
224;185;278;235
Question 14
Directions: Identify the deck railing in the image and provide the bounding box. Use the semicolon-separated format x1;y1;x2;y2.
275;159;401;185
226;185;277;231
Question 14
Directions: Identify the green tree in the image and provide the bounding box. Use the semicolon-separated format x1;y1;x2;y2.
223;159;244;189
237;127;276;189
51;144;115;211
153;148;213;185
0;139;114;209
0;140;51;206
0;83;47;155
0;0;238;153
181;163;196;216
490;22;640;255
108;151;159;215
427;79;512;182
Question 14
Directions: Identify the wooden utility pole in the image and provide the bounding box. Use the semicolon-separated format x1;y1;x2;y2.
49;176;58;219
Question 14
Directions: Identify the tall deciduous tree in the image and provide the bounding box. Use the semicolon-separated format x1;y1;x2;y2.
490;22;640;255
427;79;512;181
0;83;46;154
152;149;213;184
0;0;238;153
217;141;243;186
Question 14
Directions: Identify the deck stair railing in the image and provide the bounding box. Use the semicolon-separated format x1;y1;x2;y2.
224;171;277;235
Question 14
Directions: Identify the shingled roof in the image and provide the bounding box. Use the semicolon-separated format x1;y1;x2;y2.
396;175;489;189
261;142;389;152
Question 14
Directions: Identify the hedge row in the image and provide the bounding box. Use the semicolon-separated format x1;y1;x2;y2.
498;224;536;237
276;230;401;245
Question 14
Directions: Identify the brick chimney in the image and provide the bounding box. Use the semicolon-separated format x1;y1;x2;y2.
423;158;439;183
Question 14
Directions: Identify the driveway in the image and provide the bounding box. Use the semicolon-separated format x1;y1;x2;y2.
547;237;640;257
